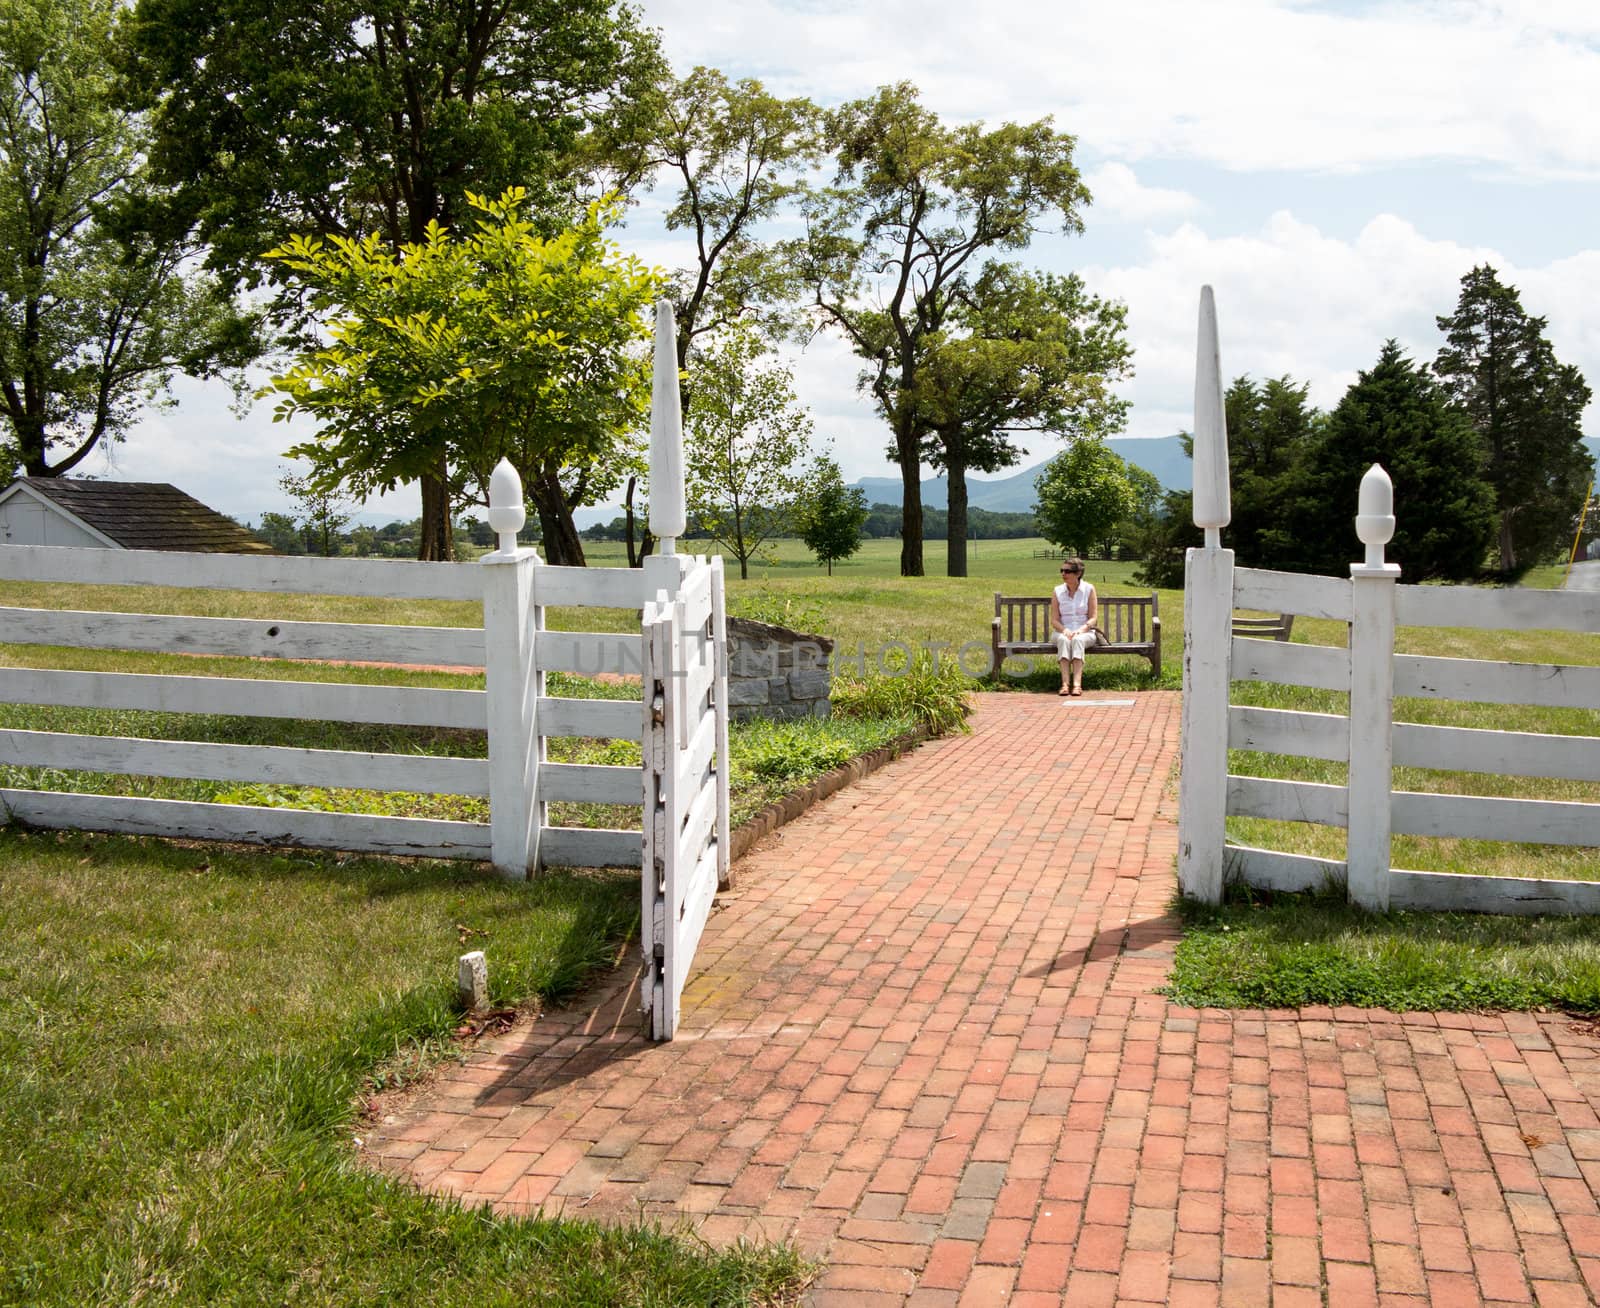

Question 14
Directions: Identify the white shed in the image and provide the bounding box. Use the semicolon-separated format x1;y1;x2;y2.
0;477;271;553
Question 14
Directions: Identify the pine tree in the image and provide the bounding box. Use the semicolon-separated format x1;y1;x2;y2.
1434;265;1593;573
1225;375;1321;569
1299;341;1496;579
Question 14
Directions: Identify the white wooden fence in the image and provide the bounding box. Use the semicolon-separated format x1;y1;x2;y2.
640;553;731;1040
1178;287;1600;914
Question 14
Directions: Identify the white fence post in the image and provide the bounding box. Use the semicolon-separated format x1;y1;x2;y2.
1347;465;1400;911
481;459;542;879
1178;286;1234;904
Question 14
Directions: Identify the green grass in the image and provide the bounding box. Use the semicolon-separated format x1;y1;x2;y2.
1168;884;1600;1013
0;833;810;1306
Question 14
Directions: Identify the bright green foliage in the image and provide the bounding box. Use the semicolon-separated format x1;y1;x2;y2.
796;455;868;575
683;328;815;580
0;0;254;477
261;191;660;566
1296;341;1496;579
1434;265;1594;573
794;82;1091;576
120;0;662;557
1034;439;1138;558
912;263;1133;577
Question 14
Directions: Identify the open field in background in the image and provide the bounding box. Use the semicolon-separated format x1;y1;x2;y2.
0;832;810;1306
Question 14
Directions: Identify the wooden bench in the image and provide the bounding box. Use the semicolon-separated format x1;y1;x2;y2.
1232;613;1295;641
991;592;1162;676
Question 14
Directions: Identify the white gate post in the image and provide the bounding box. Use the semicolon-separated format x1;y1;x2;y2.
481;459;542;879
1178;286;1233;904
1347;465;1400;911
709;555;732;891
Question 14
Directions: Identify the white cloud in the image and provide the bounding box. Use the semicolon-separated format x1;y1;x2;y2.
1083;210;1600;440
639;0;1600;179
1083;163;1200;224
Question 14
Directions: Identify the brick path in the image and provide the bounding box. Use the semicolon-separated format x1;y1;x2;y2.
369;692;1600;1305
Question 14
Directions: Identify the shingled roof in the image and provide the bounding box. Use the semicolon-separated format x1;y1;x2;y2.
4;477;272;553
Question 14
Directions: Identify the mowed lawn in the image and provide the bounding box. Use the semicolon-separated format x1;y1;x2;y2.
0;835;809;1306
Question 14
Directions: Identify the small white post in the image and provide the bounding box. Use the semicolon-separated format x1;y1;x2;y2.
481;458;542;879
1348;464;1400;911
457;950;489;1012
1178;286;1234;904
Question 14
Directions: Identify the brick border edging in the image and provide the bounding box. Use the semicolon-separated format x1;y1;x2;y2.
727;724;932;868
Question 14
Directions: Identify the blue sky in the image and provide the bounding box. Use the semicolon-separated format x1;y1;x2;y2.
115;0;1600;521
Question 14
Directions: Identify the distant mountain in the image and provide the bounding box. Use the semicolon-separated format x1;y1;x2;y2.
850;435;1191;512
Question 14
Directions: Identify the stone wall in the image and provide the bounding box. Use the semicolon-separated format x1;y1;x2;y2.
725;616;833;721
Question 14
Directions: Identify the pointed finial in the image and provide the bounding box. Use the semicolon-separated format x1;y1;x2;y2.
1191;286;1231;548
649;300;686;552
486;458;525;556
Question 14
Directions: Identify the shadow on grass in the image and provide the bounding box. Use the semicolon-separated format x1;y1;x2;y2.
981;659;1178;695
1167;882;1600;1014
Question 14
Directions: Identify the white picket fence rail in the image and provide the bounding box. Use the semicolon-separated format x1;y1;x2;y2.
0;536;684;867
1178;285;1600;915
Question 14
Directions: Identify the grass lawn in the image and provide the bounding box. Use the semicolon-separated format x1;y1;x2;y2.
0;833;809;1305
1168;885;1600;1013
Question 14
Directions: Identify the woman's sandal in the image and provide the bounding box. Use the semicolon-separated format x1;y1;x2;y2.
1058;686;1071;696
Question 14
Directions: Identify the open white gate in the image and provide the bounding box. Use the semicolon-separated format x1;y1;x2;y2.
640;554;731;1040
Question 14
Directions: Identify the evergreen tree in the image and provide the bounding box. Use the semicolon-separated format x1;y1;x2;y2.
1299;341;1495;579
1434;265;1593;573
796;457;867;575
1225;375;1321;569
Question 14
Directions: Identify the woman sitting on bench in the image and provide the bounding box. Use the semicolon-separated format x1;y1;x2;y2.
1051;558;1100;696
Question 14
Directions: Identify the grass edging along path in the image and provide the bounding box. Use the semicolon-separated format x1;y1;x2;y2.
727;724;930;867
1167;886;1600;1014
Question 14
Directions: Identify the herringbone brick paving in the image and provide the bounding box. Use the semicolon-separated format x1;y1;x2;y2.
369;692;1600;1305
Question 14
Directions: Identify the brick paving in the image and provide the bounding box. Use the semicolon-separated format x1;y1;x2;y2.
368;691;1600;1305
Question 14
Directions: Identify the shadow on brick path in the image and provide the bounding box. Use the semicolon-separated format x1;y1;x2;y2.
367;691;1600;1306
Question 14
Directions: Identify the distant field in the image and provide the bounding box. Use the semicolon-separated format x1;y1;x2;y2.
586;536;1179;685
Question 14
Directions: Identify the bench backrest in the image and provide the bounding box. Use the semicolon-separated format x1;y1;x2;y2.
993;592;1159;646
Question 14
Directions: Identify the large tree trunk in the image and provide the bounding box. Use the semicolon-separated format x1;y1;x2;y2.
1498;511;1517;573
897;424;924;576
530;471;586;566
946;455;969;578
623;475;655;568
417;469;455;561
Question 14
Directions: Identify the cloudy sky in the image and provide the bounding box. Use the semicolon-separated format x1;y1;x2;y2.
114;0;1600;522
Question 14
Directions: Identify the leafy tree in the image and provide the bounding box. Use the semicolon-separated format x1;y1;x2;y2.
796;456;866;574
0;0;254;478
1114;462;1164;560
1034;440;1137;558
649;68;821;386
1297;342;1495;579
1434;265;1594;573
252;510;305;555
279;464;353;558
912;263;1133;576
684;328;815;580
121;0;663;557
794;82;1090;576
261;191;658;567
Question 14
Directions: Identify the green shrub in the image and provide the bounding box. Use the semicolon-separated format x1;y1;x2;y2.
728;591;826;634
832;649;973;736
